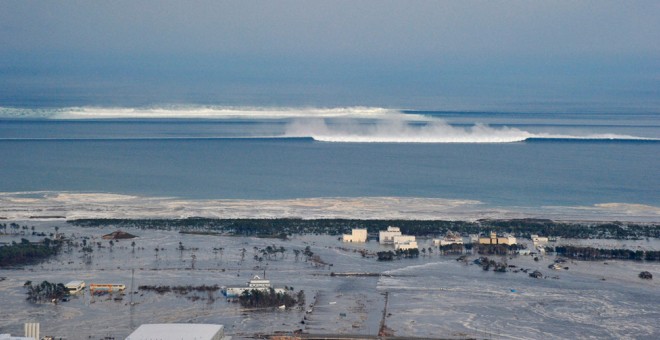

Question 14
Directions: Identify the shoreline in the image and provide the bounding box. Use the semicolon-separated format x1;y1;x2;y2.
1;192;659;223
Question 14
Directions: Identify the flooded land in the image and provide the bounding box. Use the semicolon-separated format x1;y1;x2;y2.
1;221;659;340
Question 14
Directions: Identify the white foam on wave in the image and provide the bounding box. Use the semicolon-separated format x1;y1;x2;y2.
286;118;533;143
2;105;655;143
0;105;408;120
284;118;656;143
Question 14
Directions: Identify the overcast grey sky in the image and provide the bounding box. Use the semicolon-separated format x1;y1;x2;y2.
1;1;659;111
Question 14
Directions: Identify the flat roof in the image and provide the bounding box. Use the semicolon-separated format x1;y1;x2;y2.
126;324;223;340
65;280;85;286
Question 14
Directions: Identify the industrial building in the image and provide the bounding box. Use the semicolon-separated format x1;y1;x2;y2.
478;232;517;245
342;228;367;242
394;239;418;250
64;280;85;293
432;232;464;246
379;226;402;244
392;235;418;250
125;324;224;340
531;234;549;244
222;275;285;298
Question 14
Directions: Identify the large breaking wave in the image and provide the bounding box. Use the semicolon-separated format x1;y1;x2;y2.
1;105;656;143
283;118;654;143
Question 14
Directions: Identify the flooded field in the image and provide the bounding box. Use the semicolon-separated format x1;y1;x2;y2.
1;222;659;339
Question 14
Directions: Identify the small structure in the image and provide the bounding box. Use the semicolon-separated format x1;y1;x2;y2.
392;235;415;245
479;232;517;245
342;228;367;243
379;226;402;244
433;232;464;246
531;234;549;245
89;283;126;293
392;235;418;250
125;324;224;340
529;270;543;278
64;280;85;293
222;275;286;298
395;240;418;250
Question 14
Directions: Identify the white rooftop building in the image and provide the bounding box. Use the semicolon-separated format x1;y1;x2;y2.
432;232;464;246
393;235;418;250
125;324;224;340
395;240;418;250
342;228;367;243
222;275;285;298
379;226;402;244
64;280;85;293
531;234;549;245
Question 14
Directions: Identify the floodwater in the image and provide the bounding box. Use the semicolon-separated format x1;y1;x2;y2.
1;222;659;339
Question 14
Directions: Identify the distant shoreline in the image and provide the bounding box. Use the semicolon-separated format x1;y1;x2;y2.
2;192;659;223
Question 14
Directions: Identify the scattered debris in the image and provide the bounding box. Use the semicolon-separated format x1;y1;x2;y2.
639;271;653;280
102;231;137;240
529;270;543;278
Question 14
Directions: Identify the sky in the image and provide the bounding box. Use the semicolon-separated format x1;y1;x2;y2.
1;1;659;112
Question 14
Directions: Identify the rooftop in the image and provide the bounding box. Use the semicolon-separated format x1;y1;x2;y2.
125;324;223;340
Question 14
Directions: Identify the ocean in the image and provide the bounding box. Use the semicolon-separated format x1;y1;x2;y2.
0;107;658;220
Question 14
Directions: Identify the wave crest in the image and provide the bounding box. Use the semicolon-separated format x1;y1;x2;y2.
284;118;652;143
0;105;405;120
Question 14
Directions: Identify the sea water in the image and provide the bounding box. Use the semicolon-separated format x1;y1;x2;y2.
0;107;658;211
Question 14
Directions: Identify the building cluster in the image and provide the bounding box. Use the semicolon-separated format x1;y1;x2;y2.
342;227;522;251
341;226;419;249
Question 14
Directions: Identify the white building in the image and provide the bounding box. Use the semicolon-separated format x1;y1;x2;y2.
392;235;418;250
222;275;286;298
395;240;418;250
379;226;402;244
342;228;367;243
64;280;85;293
478;232;517;245
432;232;464;246
125;324;224;340
392;235;415;245
531;234;549;244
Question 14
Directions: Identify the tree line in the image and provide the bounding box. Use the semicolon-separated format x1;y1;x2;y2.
0;238;62;268
68;217;660;240
238;288;305;309
548;245;660;261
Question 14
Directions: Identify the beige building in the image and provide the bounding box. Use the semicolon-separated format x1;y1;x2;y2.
393;235;418;250
478;232;517;245
342;228;367;243
395;240;418;250
379;226;402;244
531;234;549;244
